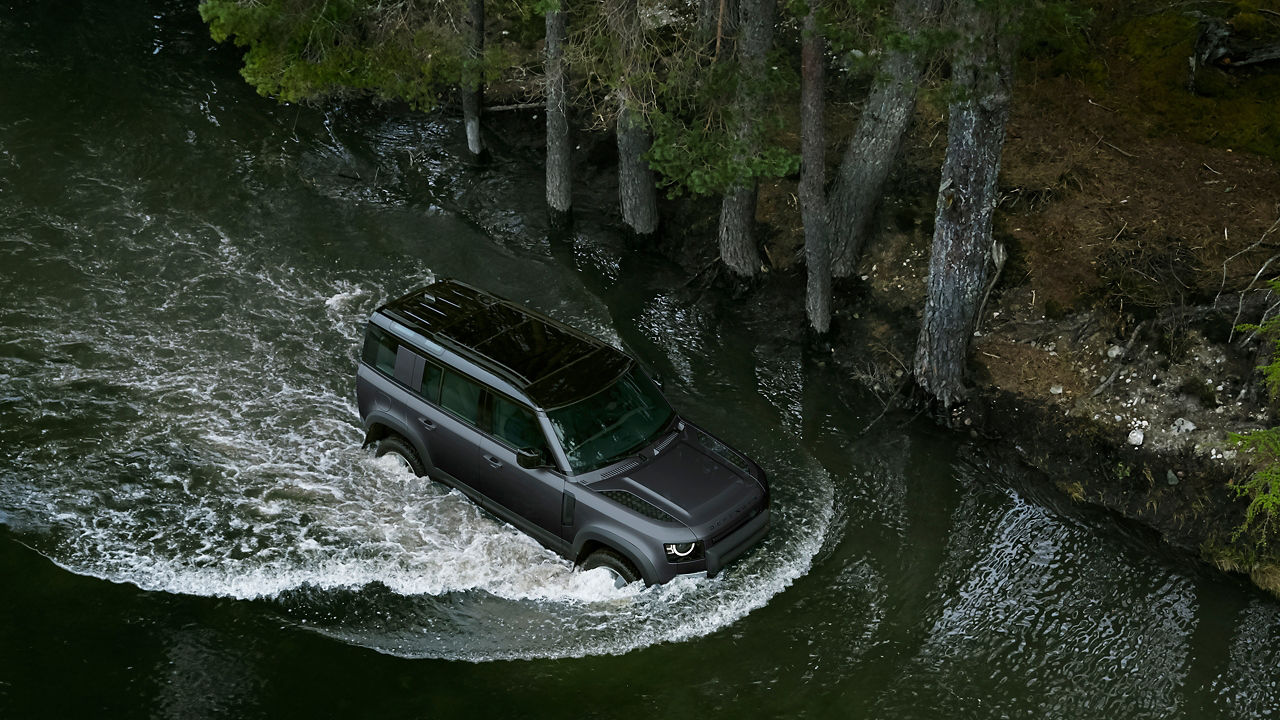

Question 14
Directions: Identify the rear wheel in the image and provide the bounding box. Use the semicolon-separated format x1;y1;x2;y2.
582;548;641;588
375;435;426;477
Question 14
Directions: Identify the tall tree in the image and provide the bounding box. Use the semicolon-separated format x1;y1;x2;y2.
545;2;572;226
827;0;942;277
913;0;1017;408
717;0;777;277
801;0;831;334
199;0;488;152
607;0;660;238
462;0;486;157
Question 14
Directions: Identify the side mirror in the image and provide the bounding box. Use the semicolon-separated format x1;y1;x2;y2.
516;446;548;469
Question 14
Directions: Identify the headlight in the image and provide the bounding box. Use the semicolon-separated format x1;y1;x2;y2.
664;541;703;563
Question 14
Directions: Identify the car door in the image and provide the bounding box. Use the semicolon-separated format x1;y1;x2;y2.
477;393;566;542
429;369;487;488
397;354;444;473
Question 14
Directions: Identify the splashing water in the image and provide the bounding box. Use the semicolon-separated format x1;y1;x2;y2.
0;210;833;661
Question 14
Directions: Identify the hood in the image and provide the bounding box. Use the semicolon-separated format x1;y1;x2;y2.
604;433;764;530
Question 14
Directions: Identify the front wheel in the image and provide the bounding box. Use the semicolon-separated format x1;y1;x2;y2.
375;435;426;477
582;549;641;588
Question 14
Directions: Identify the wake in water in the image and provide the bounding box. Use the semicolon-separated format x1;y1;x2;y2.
0;216;835;660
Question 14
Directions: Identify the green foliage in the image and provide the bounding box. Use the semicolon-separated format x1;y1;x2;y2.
1236;279;1280;401
557;0;803;199
1230;428;1280;544
199;0;484;110
648;111;800;197
1017;1;1100;80
646;52;800;198
1231;277;1280;544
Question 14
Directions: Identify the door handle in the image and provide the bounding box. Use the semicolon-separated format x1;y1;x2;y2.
418;417;437;430
483;453;503;468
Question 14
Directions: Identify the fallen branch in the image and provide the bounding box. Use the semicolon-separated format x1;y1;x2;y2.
974;240;1008;334
486;102;542;112
1090;320;1149;398
1111;220;1129;243
1103;139;1138;158
856;377;913;438
1216;214;1280;342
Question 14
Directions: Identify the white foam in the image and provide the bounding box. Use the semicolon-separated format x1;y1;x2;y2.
0;223;834;661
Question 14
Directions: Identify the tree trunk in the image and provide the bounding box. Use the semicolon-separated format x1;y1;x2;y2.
827;0;941;277
545;4;571;227
801;0;830;334
608;0;659;238
719;187;760;275
461;0;485;157
913;0;1016;409
617;95;659;237
717;0;775;277
698;0;737;55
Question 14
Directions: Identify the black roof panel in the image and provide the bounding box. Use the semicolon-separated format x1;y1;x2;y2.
379;280;632;408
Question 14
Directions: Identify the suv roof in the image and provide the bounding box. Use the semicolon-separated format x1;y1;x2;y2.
378;280;633;409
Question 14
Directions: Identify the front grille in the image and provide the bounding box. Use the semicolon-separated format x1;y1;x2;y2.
708;503;761;548
600;490;677;523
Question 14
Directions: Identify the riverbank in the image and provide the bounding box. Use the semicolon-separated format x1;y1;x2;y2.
726;2;1280;596
482;0;1280;595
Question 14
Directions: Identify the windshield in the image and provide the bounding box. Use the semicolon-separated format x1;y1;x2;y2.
547;367;674;474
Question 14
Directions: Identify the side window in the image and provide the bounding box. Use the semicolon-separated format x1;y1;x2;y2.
419;361;443;403
362;324;398;378
440;370;483;426
492;395;549;453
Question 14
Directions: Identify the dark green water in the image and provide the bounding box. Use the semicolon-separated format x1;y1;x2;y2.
2;2;1278;717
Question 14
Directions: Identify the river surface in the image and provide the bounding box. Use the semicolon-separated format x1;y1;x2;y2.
2;2;1279;718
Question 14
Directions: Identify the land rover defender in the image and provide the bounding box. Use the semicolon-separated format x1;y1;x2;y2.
356;280;770;585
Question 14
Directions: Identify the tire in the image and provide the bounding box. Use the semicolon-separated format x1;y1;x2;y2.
375;435;426;477
582;548;641;588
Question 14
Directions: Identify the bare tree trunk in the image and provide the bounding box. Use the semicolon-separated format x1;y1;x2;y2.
698;0;737;54
608;0;658;238
719;187;760;275
461;0;485;157
717;0;775;277
801;0;830;334
545;4;571;227
617;95;659;237
913;0;1016;409
828;0;941;277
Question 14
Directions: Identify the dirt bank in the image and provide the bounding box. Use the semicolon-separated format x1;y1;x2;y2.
735;1;1280;595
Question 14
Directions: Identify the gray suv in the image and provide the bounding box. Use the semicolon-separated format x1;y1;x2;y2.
356;280;770;585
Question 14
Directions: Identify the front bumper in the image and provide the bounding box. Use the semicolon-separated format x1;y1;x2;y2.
704;507;770;578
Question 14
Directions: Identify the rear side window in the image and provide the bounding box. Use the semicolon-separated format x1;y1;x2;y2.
492;395;548;453
440;370;483;426
419;362;443;403
362;324;398;378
